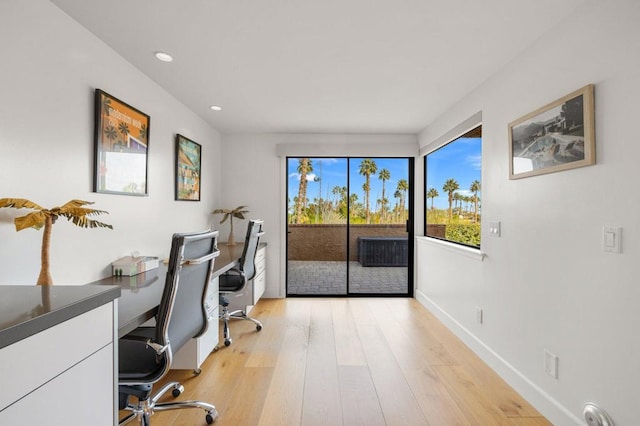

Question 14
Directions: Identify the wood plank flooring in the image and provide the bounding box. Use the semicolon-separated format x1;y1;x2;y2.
121;298;550;426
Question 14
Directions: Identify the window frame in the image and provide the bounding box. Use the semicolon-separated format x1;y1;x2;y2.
423;124;482;250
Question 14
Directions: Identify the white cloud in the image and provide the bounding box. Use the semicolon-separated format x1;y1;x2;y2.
289;172;318;182
467;154;482;170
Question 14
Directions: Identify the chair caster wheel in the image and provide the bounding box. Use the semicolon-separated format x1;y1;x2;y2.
172;384;184;397
206;408;219;424
256;324;262;331
224;338;232;346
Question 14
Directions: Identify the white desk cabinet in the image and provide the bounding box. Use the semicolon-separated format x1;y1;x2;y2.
228;244;266;315
171;276;219;370
0;286;119;426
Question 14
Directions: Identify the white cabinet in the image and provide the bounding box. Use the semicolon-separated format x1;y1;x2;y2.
251;245;267;309
228;245;266;314
0;302;116;426
172;276;219;370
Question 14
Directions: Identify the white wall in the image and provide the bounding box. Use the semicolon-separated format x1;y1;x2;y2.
417;0;640;424
220;133;417;298
0;0;221;285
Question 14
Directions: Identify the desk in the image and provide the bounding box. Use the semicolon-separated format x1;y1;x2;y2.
90;243;246;337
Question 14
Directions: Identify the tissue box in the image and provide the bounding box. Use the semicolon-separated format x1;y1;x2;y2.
112;256;159;276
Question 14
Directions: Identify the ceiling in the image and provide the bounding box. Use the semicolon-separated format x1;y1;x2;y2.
51;0;586;135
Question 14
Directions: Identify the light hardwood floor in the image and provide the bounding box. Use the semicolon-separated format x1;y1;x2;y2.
122;298;551;426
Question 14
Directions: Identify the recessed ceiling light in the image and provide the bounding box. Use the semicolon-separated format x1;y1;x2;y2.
154;51;173;62
210;105;222;111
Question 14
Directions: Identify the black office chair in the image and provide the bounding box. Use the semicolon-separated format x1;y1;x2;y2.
118;230;220;425
219;219;265;347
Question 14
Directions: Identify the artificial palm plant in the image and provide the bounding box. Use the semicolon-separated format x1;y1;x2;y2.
212;205;248;245
0;198;112;285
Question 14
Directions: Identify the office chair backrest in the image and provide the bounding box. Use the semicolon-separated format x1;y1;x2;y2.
156;229;219;355
238;220;265;281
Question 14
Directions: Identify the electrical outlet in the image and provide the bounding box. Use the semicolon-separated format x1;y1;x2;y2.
544;349;558;379
476;307;483;324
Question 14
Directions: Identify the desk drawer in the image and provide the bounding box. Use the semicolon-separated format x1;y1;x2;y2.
255;247;266;274
0;303;113;411
253;270;266;304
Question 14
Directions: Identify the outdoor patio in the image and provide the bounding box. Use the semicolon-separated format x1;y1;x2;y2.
287;260;408;295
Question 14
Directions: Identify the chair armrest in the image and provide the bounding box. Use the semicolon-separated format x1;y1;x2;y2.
120;334;169;355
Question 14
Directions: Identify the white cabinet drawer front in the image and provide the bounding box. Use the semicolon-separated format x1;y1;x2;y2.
253;271;266;304
254;247;266;266
255;258;266;275
0;303;113;410
0;344;114;425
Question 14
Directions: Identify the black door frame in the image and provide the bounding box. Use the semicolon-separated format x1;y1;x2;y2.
286;156;414;298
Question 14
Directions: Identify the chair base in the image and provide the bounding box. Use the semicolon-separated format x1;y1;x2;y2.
119;381;218;425
219;301;263;347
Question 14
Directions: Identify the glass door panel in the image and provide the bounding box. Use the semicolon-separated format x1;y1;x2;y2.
348;158;411;295
286;156;412;296
286;157;348;295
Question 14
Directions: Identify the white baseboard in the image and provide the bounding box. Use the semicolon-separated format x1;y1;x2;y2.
415;289;583;426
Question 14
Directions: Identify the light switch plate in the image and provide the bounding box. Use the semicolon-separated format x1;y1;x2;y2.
489;221;501;237
602;226;621;253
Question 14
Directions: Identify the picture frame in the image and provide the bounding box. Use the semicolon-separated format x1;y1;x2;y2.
175;134;202;201
93;89;150;195
508;84;595;179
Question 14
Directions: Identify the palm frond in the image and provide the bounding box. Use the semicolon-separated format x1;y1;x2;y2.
14;211;48;231
213;205;249;224
68;215;113;229
57;207;109;218
0;198;44;210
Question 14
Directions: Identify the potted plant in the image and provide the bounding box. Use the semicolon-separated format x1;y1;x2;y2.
0;198;113;285
212;205;248;245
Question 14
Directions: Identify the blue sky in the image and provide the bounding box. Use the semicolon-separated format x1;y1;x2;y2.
287;158;410;210
425;137;481;210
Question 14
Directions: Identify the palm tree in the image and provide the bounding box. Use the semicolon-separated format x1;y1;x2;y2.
453;192;462;216
104;125;118;149
212;205;249;245
396;179;408;218
393;190;402;220
442;178;459;219
118;121;130;145
294;158;312;223
0;198;112;285
470;180;481;222
332;186;348;218
139;123;148;142
359;159;377;223
426;187;439;210
378;168;390;220
349;193;360;220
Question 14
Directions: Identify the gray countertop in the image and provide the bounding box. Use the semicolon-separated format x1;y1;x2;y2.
0;285;120;349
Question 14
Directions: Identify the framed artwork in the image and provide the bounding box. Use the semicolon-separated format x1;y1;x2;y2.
175;134;201;201
509;84;595;179
93;89;150;195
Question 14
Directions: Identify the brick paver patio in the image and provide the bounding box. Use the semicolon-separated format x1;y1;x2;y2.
287;260;408;295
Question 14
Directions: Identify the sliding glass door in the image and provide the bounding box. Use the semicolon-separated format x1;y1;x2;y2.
286;157;412;296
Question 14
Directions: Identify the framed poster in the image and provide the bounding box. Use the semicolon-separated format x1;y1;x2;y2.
93;89;150;195
509;84;595;179
175;134;201;201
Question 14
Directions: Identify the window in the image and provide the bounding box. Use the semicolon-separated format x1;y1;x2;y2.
424;126;482;248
